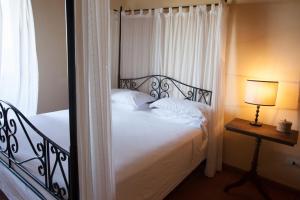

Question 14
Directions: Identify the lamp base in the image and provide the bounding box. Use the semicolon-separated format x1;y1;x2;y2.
250;105;262;127
250;121;262;127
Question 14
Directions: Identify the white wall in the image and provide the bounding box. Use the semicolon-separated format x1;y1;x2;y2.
32;0;69;113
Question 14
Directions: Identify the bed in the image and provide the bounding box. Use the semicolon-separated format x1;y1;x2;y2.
0;75;212;200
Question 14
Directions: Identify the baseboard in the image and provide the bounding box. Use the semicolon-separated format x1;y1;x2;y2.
222;163;300;194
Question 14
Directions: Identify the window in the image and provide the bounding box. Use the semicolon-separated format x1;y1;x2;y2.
0;0;38;116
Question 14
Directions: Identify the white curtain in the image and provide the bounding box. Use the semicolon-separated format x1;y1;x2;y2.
75;0;116;199
111;11;119;88
161;4;228;177
117;2;228;177
0;0;38;116
206;3;228;176
120;10;156;79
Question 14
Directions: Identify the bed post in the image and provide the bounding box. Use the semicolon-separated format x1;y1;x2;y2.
118;6;122;88
66;0;79;199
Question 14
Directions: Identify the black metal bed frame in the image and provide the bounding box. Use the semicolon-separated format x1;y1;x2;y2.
0;1;214;199
120;75;212;105
0;101;69;200
0;0;78;200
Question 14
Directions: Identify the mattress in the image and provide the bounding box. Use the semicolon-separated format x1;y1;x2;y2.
0;104;208;200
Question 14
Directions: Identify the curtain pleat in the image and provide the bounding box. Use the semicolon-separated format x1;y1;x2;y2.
76;0;116;199
111;11;120;88
121;12;154;79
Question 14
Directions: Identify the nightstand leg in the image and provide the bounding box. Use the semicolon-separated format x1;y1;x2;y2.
224;138;271;200
253;176;271;200
250;137;261;172
224;172;251;192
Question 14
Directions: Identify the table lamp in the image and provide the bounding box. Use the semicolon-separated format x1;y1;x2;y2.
245;80;278;126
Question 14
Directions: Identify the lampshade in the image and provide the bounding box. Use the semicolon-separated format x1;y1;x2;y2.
245;80;278;106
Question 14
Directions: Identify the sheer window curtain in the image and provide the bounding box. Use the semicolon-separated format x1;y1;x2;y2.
0;0;38;116
75;0;116;199
114;2;228;177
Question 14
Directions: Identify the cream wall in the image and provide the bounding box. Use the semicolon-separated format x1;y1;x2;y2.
117;0;300;190
224;0;300;190
32;0;69;113
111;0;122;9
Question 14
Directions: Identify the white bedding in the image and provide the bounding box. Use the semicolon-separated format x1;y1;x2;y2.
0;104;208;200
112;103;207;200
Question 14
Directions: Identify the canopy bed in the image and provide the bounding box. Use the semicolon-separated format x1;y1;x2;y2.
0;73;213;200
0;0;227;200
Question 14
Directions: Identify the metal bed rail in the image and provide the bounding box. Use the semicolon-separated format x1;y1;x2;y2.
120;75;213;105
0;100;70;200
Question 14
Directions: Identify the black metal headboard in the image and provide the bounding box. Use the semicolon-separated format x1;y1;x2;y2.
119;75;213;105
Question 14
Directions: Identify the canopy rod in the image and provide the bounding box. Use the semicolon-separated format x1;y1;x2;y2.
113;0;227;13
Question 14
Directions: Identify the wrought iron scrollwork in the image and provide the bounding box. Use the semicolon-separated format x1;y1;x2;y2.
120;75;212;105
0;100;69;200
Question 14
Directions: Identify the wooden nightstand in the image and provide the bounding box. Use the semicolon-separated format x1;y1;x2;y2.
224;118;298;200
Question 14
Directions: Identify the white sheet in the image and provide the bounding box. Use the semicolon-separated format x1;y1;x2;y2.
112;103;207;200
112;103;207;199
0;104;207;200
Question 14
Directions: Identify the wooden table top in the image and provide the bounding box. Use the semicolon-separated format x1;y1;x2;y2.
225;118;298;146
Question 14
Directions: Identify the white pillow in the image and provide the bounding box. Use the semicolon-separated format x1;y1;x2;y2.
149;97;210;124
111;89;155;109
